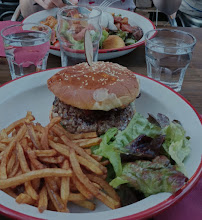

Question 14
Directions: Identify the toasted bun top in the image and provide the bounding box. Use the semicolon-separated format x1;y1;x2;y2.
47;62;140;111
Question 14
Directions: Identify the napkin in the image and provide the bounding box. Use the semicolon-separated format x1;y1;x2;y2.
155;114;202;220
0;21;21;57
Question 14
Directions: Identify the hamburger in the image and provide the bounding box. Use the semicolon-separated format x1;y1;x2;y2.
47;61;140;135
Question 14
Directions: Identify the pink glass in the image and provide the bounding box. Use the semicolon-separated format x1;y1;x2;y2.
1;23;51;79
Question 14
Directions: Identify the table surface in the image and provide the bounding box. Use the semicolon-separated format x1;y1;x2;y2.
0;26;202;220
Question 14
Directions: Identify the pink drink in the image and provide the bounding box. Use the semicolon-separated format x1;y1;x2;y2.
2;24;51;79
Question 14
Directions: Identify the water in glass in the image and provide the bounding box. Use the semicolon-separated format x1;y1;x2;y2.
145;29;196;92
146;39;193;92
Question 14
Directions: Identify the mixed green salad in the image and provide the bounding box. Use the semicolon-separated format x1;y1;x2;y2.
92;112;190;206
41;11;143;50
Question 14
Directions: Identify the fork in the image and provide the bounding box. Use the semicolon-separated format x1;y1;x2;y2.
99;0;120;8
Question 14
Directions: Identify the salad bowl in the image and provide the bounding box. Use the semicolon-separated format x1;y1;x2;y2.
0;67;201;220
23;8;155;60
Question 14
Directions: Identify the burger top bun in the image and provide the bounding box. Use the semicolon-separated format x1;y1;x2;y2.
47;62;140;111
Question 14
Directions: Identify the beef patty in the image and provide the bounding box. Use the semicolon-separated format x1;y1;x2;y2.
52;97;135;135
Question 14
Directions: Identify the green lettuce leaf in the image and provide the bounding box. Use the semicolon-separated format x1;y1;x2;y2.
125;38;137;45
113;112;161;152
116;30;128;41
162;122;191;174
110;156;188;196
62;32;84;50
99;29;109;48
95;112;191;193
95;113;161;176
95;128;122;176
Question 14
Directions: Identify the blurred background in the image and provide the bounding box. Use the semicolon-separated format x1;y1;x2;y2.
0;0;202;27
134;0;202;27
0;0;20;21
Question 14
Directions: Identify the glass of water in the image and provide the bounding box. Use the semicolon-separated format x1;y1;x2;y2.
1;23;51;80
57;6;102;67
145;29;196;92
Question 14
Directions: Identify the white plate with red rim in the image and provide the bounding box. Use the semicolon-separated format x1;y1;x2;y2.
0;68;202;220
23;7;155;60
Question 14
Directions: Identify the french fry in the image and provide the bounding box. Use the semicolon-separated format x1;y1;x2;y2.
91;155;103;162
0;129;8;139
68;193;86;201
85;149;91;155
100;160;110;166
93;182;102;190
40;117;61;150
20;138;28;150
60;160;70;206
34;149;57;157
39;156;64;164
48;117;61;129
54;124;97;140
72;174;93;200
0;112;121;214
8;159;20;178
69;149;99;196
30;164;41;192
38;186;48;213
0;124;27;179
46;182;69;212
0;168;72;189
77;155;103;175
34;123;44;133
47;198;57;211
25;181;39;200
49;140;103;175
26;147;45;170
16;193;35;205
59;134;106;174
97;190;120;209
14;168;23;177
26;123;40;149
7;153;16;175
16;142;30;173
0;140;16;180
45;177;59;192
4;113;34;136
70;149;119;209
26;111;35;121
87;174;120;202
40;127;49;150
0;151;4;161
0;143;6;151
54;176;61;189
72;137;102;148
73;200;95;211
12;129;17;136
1;137;13;144
69;179;78;192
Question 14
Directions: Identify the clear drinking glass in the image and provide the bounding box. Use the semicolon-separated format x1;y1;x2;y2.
1;23;51;80
57;6;102;67
145;29;196;92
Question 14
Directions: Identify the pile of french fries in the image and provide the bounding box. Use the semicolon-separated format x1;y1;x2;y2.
0;112;120;213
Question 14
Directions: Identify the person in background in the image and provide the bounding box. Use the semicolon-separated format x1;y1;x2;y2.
20;0;136;18
78;0;136;11
19;0;77;18
179;0;202;18
177;0;202;27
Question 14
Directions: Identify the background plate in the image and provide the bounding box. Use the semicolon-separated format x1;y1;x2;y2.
23;8;155;60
